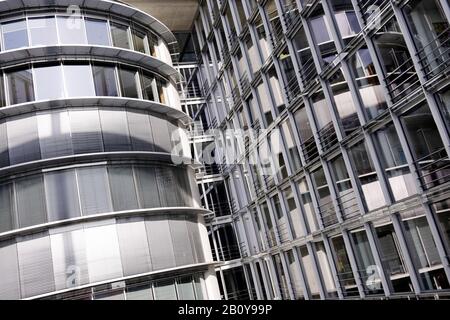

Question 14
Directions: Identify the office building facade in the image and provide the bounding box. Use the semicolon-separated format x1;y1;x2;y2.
0;0;220;300
180;0;450;300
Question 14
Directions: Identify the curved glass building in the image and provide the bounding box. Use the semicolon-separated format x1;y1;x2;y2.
0;0;220;300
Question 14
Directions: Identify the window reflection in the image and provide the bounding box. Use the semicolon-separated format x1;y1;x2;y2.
57;16;87;44
28;17;58;46
2;20;29;50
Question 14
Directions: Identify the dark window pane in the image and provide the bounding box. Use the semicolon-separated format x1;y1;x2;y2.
133;29;147;54
119;68;139;98
16;175;47;228
111;23;131;49
100;109;131;152
93;65;118;96
69;109;104;154
77;167;113;216
0;184;13;233
44;170;81;222
7;69;35;105
141;72;155;101
7;116;41;164
108;166;139;211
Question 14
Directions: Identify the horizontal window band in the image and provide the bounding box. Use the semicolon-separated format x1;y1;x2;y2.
0;46;179;84
0;97;192;125
0;206;211;241
0;0;177;47
0;151;199;180
26;262;219;301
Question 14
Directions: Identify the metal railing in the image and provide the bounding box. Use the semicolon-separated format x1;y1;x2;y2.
414;147;450;190
384;57;421;104
416;26;450;80
318;122;338;152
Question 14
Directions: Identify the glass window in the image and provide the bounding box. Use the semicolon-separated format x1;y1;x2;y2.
69;109;104;154
373;123;416;201
349;48;387;119
50;228;89;290
402;102;445;159
77;167;113;216
133;29;147;54
63;64;95;97
119;67;139;98
293;106;317;161
0;184;14;233
134;166;160;208
298;246;321;299
315;242;337;297
127;111;154;151
117;218;151;276
156;78;167;104
329;155;359;219
149;116;171;153
146;217;176;270
330;236;358;297
7;115;40;164
108;166;138;211
126;283;153;300
0;242;20;299
15;175;47;228
169;216;195;266
403;0;449;78
156;167;183;207
154;279;177;300
177;277;196;300
99;109;131;152
141;72;156;101
85;18;110;46
298;178;318;233
28;17;58;46
285;250;304;299
348;141;385;211
84;223;123;283
281;120;301;172
2;20;29;50
44;170;81;222
375;223;412;293
34;65;64;101
37;110;73;158
311;167;337;227
92;64;118;96
403;214;448;290
110;23;131;49
56;16;87;44
7;68;35;105
0;74;5;108
17;233;55;298
401;102;448;189
351;230;384;295
283;187;304;238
